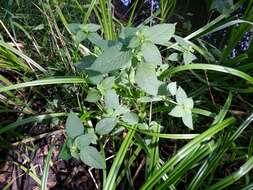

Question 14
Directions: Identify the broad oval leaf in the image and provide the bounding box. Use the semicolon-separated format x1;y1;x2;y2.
75;134;97;149
66;112;84;139
75;31;88;44
86;89;101;103
95;117;118;135
75;55;96;72
176;87;188;103
183;51;197;65
141;42;162;65
143;24;176;45
75;55;103;84
167;82;177;96
89;46;132;73
135;63;160;96
104;89;120;109
168;53;179;61
122;112;139;125
183;97;194;109
85;23;101;32
80;146;105;169
182;111;193;129
100;76;115;91
169;105;184;118
115;106;130;115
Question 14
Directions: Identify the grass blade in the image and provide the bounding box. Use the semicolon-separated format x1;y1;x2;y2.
188;113;253;190
207;156;253;190
0;41;47;73
0;112;67;134
0;77;86;93
41;145;54;190
140;117;236;190
103;125;137;190
213;92;232;125
161;64;253;85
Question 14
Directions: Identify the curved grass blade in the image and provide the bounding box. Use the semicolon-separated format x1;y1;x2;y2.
13;161;41;185
121;124;199;139
158;142;215;190
103;125;137;190
241;183;253;190
207;156;253;190
203;20;253;38
161;64;253;85
188;113;253;190
0;77;86;93
0;41;47;73
41;145;54;190
84;0;98;24
140;117;236;190
184;1;244;40
213;92;232;125
115;145;142;187
0;112;67;134
147;123;160;177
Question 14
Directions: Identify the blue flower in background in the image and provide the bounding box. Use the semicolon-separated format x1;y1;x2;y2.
121;0;131;6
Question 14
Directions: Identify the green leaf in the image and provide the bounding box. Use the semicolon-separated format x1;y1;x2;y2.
176;87;188;103
85;89;101;103
86;129;98;144
89;46;132;73
167;82;177;96
182;97;194;109
128;36;141;48
85;23;101;32
68;23;82;34
95;117;117;135
75;31;87;44
80;146;105;169
100;76;115;91
158;83;168;96
66;138;74;148
168;53;179;61
141;42;162;65
135;63;160;96
88;33;110;49
75;55;97;72
119;27;138;45
175;36;190;49
58;141;71;160
182;111;193;129
75;55;103;84
122;112;139;125
66;112;84;139
87;70;103;84
143;24;176;45
115;106;130;115
104;89;120;109
169;105;184;118
75;134;97;149
183;51;197;64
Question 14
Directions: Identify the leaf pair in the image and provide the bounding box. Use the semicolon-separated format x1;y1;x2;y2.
69;23;101;44
135;63;161;96
169;85;194;129
65;112;105;169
